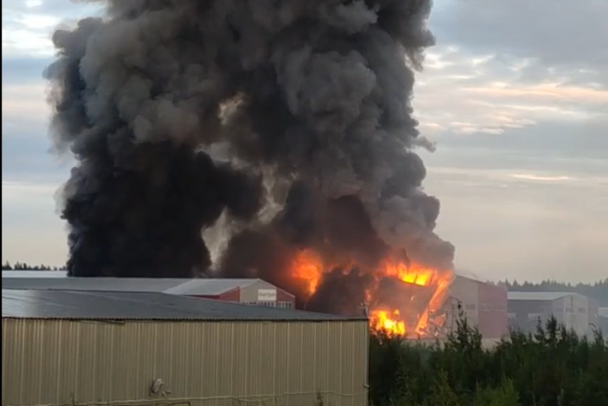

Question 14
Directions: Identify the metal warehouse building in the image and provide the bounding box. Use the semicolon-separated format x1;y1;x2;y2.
599;307;608;334
507;291;596;336
446;273;508;340
2;274;296;309
2;289;368;406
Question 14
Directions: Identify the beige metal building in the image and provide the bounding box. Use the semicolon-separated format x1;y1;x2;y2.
599;307;608;334
2;289;369;406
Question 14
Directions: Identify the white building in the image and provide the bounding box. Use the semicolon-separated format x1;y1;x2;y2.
507;291;593;336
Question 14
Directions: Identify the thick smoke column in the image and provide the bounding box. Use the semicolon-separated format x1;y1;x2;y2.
47;0;455;305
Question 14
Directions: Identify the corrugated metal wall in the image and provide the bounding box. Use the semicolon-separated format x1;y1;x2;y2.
448;276;480;325
2;319;369;406
477;283;508;339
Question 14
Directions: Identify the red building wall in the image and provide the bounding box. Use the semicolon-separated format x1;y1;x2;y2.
191;288;241;303
218;289;242;302
477;283;508;338
276;289;296;308
190;287;296;308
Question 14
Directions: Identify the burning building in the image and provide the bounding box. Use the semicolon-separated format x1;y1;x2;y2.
45;0;455;338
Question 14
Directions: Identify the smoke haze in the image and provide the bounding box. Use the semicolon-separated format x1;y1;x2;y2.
46;0;455;312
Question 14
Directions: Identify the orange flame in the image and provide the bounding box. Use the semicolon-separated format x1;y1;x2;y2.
372;259;454;337
290;249;323;296
288;249;454;338
371;309;406;336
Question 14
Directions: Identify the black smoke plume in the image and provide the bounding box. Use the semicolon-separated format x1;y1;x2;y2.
46;1;455;310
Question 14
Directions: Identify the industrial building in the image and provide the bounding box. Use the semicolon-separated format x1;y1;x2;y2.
507;291;595;336
2;289;369;406
599;307;608;334
2;270;67;278
2;272;296;308
444;273;509;340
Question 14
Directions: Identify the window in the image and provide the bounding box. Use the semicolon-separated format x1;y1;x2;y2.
578;307;586;313
493;304;507;312
245;301;277;307
277;301;293;309
566;307;573;313
482;304;491;312
465;304;476;311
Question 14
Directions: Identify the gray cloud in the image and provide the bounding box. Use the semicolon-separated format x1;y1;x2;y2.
412;0;608;156
431;119;608;160
413;47;608;157
2;0;99;18
432;0;608;77
2;0;101;58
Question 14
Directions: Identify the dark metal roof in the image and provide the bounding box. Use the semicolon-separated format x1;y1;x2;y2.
2;289;364;322
507;291;578;301
1;276;266;296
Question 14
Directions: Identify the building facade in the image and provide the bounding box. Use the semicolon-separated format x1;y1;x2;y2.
2;289;368;406
177;279;297;308
507;292;593;336
599;307;608;334
445;274;508;339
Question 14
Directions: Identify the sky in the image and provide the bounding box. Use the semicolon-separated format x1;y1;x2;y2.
2;0;607;283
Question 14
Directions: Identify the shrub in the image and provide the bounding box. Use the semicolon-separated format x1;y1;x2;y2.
368;316;608;406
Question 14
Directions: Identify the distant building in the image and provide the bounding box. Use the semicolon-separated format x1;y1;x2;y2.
2;289;368;406
2;270;67;278
507;291;594;336
598;307;608;334
445;274;508;339
2;273;296;309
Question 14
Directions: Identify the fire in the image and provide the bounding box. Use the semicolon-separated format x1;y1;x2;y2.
372;309;406;336
290;249;323;296
369;260;453;337
383;261;432;286
288;249;454;338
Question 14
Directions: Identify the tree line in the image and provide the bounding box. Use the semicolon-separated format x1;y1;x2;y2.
2;261;66;271
369;316;608;406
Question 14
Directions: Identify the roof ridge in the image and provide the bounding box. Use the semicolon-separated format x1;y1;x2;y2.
2;289;365;322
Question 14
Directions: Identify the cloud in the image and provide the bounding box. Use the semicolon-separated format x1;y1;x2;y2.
2;0;102;58
431;0;608;84
413;0;608;159
510;174;571;183
414;45;608;150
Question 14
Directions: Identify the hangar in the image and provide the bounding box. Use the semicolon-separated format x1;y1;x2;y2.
2;289;368;406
